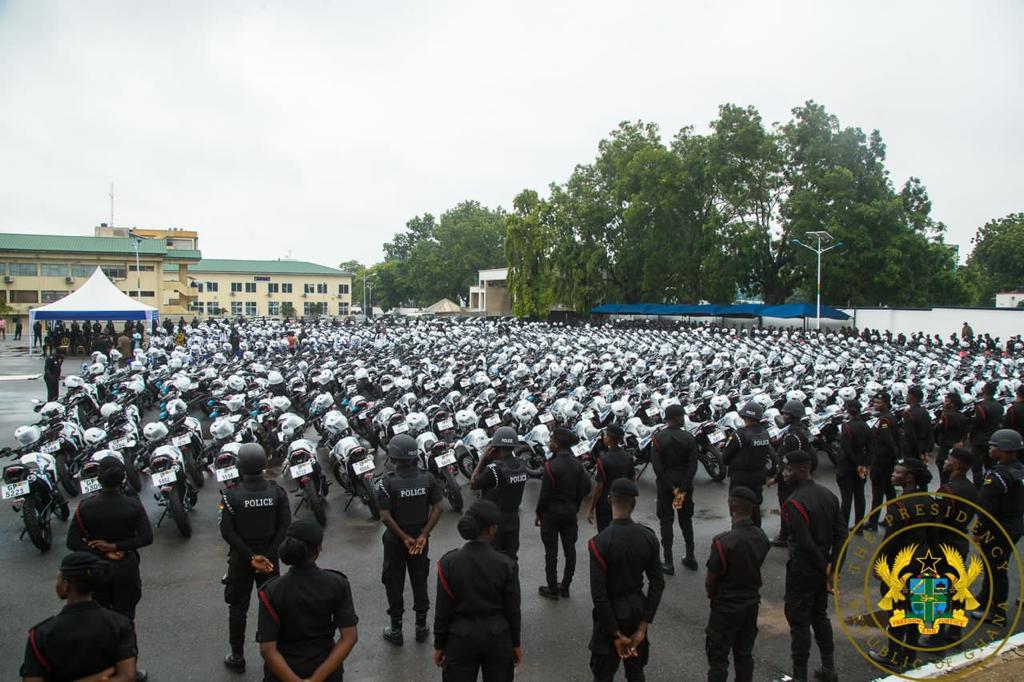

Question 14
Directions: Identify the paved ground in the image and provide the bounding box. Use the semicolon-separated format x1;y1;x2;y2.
0;339;1020;681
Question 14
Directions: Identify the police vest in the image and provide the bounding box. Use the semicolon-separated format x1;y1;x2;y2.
386;470;432;528
731;427;772;478
988;462;1024;533
227;481;280;550
482;458;528;513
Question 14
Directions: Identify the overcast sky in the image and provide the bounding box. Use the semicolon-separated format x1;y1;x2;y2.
0;0;1020;267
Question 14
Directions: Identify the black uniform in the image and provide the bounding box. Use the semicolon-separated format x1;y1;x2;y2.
220;478;291;657
66;490;153;620
257;563;358;682
588;519;665;682
782;479;846;674
976;460;1024;612
434;540;522;681
878;497;930;666
970;399;1004;482
475;457;529;560
377;468;442;623
867;411;899;528
934;409;969;485
44;355;61;401
836;416;870;527
775;425;814;542
651;426;698;559
901;404;934;460
722;425;774;527
21;601;138;681
706;519;770;682
593;446;634;531
536;450;590;591
1003;401;1024;440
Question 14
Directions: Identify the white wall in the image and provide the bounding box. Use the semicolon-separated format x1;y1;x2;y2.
842;307;1024;339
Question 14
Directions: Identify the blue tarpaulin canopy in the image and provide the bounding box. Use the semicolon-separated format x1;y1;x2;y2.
759;303;850;320
591;302;850;320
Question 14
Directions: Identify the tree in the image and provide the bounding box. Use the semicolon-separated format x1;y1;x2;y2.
967;213;1024;304
382;214;436;262
505;190;554;317
338;260;367;309
280;302;295;319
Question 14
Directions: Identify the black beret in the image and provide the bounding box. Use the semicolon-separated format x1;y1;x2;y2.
782;450;813;466
948;447;974;464
551;427;579;448
286;519;323;547
60;551;105;577
664;404;685;418
604;424;625;438
609;478;639;498
97;455;126;474
467;499;502;526
729;486;759;504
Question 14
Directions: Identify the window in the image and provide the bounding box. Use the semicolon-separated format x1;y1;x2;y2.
205;281;219;292
316;283;327;294
70;264;96;278
207;302;222;315
230;282;242;293
245;302;257;316
128;264;155;272
338;283;350;295
304;283;315;294
338;302;350;316
244;282;256;293
267;301;281;316
196;282;204;293
10;290;38;303
9;263;37;276
41;263;68;277
191;302;205;315
268;283;279;294
100;265;127;280
281;283;292;293
41;290;65;303
231;301;242;316
128;291;155;298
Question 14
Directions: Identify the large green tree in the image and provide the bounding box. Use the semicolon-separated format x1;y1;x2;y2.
967;213;1024;304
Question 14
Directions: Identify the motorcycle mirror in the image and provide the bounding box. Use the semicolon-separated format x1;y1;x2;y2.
251;410;259;417
210;411;218;418
207;399;215;406
159;411;168;420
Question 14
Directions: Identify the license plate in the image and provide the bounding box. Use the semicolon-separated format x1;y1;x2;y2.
247;389;260;397
436;452;456;467
1;480;30;499
582;410;594;420
229;414;242;423
234;434;243;442
290;461;314;478
391;423;408;434
436;418;453;431
538;413;553;424
708;431;725;444
491;379;501;388
110;437;134;450
40;441;60;453
352;458;375;475
646;407;659;417
215;466;239;483
685;405;697;415
424;382;435;391
79;477;103;494
152;469;177;486
571;442;590;458
485;415;501;427
768;426;780;439
172;434;191;447
498;402;507;411
460;379;471;388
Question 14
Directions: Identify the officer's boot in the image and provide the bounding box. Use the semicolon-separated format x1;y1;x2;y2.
662;547;675;576
792;661;808;682
681;541;697;571
415;613;430;643
382;619;404;646
813;654;838;682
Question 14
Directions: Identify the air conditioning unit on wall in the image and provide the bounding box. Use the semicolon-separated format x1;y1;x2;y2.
3;276;13;284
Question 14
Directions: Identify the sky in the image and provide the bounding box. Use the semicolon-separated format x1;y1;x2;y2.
0;0;1021;267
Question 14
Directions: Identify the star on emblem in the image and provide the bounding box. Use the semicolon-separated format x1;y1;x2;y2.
916;549;942;575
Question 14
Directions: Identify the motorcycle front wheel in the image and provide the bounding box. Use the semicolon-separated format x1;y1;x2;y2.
700;445;727;482
22;497;52;551
442;469;463;512
357;478;380;520
55;455;77;497
303;481;327;527
167;491;192;538
456;448;477;480
124;458;142;492
183;448;205;489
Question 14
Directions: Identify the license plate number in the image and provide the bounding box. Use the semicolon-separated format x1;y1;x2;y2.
498;402;507;411
424;382;435;391
391;422;408;434
436;418;453;431
1;480;30;499
247;389;260;397
491;379;501;388
538;413;553;424
485;415;501;427
708;431;725;444
571;442;590;458
460;379;471;388
646;407;659;417
290;461;314;478
352;458;375;475
229;414;242;423
152;469;177;486
768;426;780;439
215;466;239;483
172;434;191;447
436;452;456;467
80;477;103;494
41;441;60;453
110;437;134;450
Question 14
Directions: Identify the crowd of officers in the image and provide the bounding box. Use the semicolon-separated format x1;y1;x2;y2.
18;382;1024;681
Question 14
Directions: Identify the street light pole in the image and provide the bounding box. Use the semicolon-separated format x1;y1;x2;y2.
792;231;843;330
128;230;142;298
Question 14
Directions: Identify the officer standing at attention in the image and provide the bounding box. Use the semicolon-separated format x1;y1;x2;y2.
901;385;934;461
934;392;969;485
433;500;523;681
21;552;140;682
587;424;635;532
257;520;359;682
780;450;846;682
378;433;444;645
836;400;870;531
970;429;1024;621
705;487;770;682
864;391;899;532
721;402;774;528
536;427;591;599
651;404;698;574
970;382;1004;484
1003;385;1024;440
469;426;529;561
587;479;665;682
770;400;814;547
220;443;291;674
66;457;153;625
43;347;63;401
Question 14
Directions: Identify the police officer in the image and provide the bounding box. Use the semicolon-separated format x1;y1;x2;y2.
21;552;140;682
587;479;665;682
721;402;774;529
66;456;153;624
469;426;529;561
865;392;899;532
220;443;291;673
836;399;870;531
433;500;523;681
587;424;635;532
651;404;698;574
378;433;444;645
934;392;969;485
257;520;359;682
970;381;1004;484
771;400;814;547
901;385;934;461
1002;385;1024;440
970;429;1024;622
705;486;770;682
536;427;591;599
43;347;63;401
780;450;846;682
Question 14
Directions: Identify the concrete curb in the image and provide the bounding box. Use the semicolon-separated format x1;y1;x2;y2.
872;631;1024;680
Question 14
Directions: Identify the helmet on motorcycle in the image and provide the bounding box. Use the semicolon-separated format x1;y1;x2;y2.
130;360;146;372
84;427;108;447
143;421;169;442
14;424;41;447
710;395;731;413
219;441;242;457
837;386;857;402
65;375;85;389
227;375;246;393
173;376;191;393
780;400;806;420
455;409;478;430
405;411;429;435
323;411;350;435
270;395;292;413
267;370;284;386
311;393;334;413
209;418;235;441
166;398;187;417
387;433;418;460
100;402;121;420
109;349;123;363
354;367;369;382
238;443;267;475
39;402;65;419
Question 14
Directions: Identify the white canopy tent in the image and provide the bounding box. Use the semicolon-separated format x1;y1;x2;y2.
28;268;159;354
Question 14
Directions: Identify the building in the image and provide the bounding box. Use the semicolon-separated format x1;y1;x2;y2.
468;267;511;316
996;287;1024;308
187;258;353;319
0;231;201;326
94;224;199;251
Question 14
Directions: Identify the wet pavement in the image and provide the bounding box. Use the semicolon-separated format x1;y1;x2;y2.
0;339;1018;681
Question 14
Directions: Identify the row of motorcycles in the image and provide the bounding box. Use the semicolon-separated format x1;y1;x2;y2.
4;316;1022;552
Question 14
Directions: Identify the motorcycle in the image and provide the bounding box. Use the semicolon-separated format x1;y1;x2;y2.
148;444;197;538
329;436;380;519
1;451;69;551
416;432;463;512
286;439;328;526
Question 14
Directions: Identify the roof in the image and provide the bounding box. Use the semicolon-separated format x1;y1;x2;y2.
30;268;159;322
0;232;200;260
424;298;462;314
190;258;352;276
591;302;850;320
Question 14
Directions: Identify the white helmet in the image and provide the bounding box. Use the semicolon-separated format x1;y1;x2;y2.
173;376;191;393
405;411;429;435
14;425;41;447
610;400;631;419
278;413;306;439
219;441;242;457
455;409;478;430
109;349;123;363
227;375;246;393
90;448;124;464
270;396;292;413
354;367;369;382
143;421;169;442
311;393;334;413
209;418;235;441
100;402;122;420
332;435;364;462
323;411;350;436
83;427;108;447
416;431;438;454
287;438;316;457
65;375;85;389
267;370;284;386
710;395;731;413
166;398;187;417
838;386;857;401
39;402;65;420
